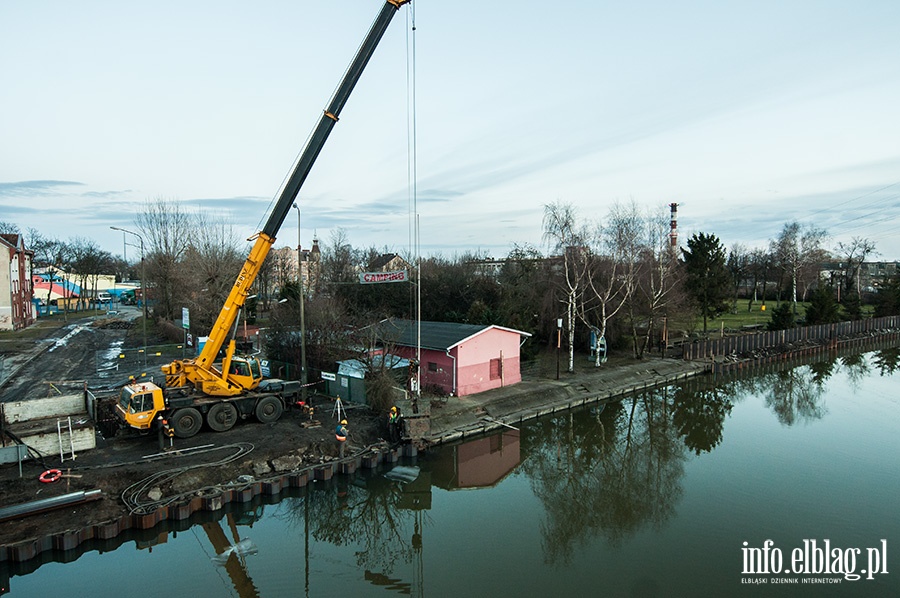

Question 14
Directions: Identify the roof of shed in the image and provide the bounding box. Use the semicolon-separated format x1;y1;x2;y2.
376;318;530;352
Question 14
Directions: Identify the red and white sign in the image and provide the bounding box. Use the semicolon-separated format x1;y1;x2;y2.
359;270;408;284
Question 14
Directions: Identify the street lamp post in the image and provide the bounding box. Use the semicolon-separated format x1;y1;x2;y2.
111;226;147;364
292;203;308;403
556;318;562;380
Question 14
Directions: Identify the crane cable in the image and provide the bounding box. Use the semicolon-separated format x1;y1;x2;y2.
406;2;423;391
407;2;418;296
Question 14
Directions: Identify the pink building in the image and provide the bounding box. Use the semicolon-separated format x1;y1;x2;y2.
0;234;35;331
378;319;531;397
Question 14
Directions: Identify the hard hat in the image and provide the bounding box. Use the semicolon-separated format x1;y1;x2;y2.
390;406;397;412
341;419;347;425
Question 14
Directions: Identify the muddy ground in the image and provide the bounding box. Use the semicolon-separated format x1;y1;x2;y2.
0;311;386;549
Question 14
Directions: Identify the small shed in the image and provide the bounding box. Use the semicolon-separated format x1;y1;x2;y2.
324;354;410;404
377;319;531;397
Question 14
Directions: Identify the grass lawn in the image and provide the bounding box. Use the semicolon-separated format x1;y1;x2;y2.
713;300;806;330
673;299;876;337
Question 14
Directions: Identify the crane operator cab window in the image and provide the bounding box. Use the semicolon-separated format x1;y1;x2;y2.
119;383;159;414
119;385;155;415
229;360;251;377
228;357;262;382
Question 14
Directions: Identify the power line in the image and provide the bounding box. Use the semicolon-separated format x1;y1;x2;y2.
804;181;899;220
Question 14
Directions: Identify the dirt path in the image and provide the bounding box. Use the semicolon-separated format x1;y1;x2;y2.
0;310;143;402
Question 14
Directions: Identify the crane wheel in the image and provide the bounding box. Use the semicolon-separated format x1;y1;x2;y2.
255;396;283;424
171;407;203;438
207;402;238;432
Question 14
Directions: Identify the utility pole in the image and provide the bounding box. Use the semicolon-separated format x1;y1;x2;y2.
111;226;147;364
293;203;308;403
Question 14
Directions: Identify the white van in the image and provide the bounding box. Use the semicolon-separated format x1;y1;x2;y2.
98;292;112;303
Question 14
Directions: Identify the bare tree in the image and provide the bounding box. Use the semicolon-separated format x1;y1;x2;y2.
580;201;641;366
255;251;275;312
727;243;750;310
770;221;828;313
746;248;771;310
543;201;589;373
836;237;878;298
68;237;114;308
136;198;193;320
27;230;71;317
628;207;681;358
321;228;359;287
181;213;244;333
273;248;298;294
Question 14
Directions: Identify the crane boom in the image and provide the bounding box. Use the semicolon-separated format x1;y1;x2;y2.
163;0;410;396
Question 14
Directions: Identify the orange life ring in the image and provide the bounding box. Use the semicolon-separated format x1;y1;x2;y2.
39;469;62;484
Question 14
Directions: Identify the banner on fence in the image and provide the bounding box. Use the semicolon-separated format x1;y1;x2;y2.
359;270;407;284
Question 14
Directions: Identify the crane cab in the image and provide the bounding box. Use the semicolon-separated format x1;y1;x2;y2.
225;356;263;390
116;381;166;430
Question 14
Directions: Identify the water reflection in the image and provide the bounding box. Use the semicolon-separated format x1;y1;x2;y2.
201;511;262;598
710;349;886;426
763;368;827;425
672;385;733;455
5;344;899;596
840;352;871;391
276;472;423;590
431;432;520;490
873;346;900;375
520;394;685;563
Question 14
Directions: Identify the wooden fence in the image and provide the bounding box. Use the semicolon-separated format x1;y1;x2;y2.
680;315;900;361
711;331;900;376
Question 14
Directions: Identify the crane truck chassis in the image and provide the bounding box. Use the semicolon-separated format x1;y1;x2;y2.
116;379;302;438
114;0;411;439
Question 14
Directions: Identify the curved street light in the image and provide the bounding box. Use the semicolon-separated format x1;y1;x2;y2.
111;226;147;363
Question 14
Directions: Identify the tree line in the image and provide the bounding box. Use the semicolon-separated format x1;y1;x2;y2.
1;219;127;314
5;195;899;376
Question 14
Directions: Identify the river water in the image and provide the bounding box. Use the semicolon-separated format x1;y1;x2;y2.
4;347;899;597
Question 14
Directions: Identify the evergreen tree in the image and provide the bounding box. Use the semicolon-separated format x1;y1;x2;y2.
840;291;862;321
874;274;900;317
767;302;796;330
681;232;731;332
804;286;841;325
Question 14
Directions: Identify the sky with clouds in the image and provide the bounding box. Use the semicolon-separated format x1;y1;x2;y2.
2;0;899;262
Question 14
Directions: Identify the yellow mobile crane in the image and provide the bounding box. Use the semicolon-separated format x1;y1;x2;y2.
116;0;411;439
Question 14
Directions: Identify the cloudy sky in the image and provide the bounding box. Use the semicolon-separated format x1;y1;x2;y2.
2;0;899;261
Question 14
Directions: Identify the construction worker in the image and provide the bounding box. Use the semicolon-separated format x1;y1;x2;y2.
335;419;348;458
157;415;174;451
157;414;166;451
388;406;401;443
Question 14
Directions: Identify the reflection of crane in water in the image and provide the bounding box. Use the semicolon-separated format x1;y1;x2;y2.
411;509;423;598
200;510;262;598
362;465;428;598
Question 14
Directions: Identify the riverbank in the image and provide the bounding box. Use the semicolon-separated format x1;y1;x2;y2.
419;355;708;445
0;351;709;562
3;324;899;563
